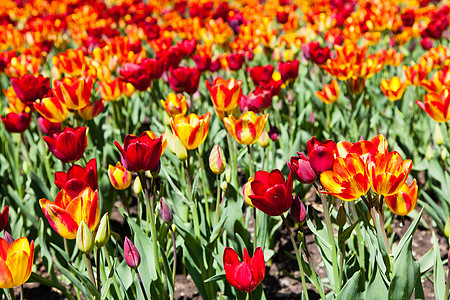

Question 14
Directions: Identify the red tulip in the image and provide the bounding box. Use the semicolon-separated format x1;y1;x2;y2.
401;10;415;27
156;48;182;71
37;117;61;136
247;65;274;86
223;247;265;293
1;112;31;133
193;54;211;72
119;63;151;91
11;74;50;105
54;158;98;197
141;58;164;81
226;52;245;71
249;169;293;216
239;87;272;113
290;195;307;224
0;206;8;232
43;126;87;163
278;60;299;82
168;66;201;95
307;137;336;175
308;42;330;65
287;152;316;184
175;38;197;57
124;237;140;269
210;58;221;72
114;132;163;172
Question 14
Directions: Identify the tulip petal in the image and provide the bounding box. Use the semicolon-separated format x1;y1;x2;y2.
44;204;78;239
0;258;13;289
6;250;29;287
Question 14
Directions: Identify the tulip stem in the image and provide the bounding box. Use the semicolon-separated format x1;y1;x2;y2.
197;150;211;227
349;201;365;276
281;214;309;300
170;227;177;289
215;175;221;225
301;229;325;299
103;247;123;300
20;285;23;300
83;253;96;293
136;269;149;300
313;183;340;293
248;291;254;300
369;207;392;255
96;248;101;294
247;145;254;177
261;148;266;171
8;288;15;300
226;133;238;189
253;208;258;251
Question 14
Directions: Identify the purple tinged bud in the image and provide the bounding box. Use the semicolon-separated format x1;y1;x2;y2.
124;236;140;269
290;195;307;224
268;125;280;141
287;152;316;184
4;231;14;245
159;198;173;224
309;111;315;124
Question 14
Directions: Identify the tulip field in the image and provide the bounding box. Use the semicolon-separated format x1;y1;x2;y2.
3;0;450;299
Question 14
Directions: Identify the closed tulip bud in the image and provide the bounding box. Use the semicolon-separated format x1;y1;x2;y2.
209;145;227;175
124;236;140;269
336;204;346;228
166;130;188;162
95;213;110;248
426;144;434;160
4;231;14;245
290;195;306;224
0;206;9;232
133;177;142;195
444;217;450;240
159;198;173;224
221;181;228;191
434;124;444;145
108;162;132;190
150;161;161;178
441;148;448;161
76;221;94;254
225;166;231;182
258;131;270;148
242;177;255;208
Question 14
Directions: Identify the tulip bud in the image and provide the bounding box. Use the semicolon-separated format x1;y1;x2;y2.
225;166;231;182
4;231;14;245
425;144;434;160
124;236;140;269
133;177;142;194
76;221;94;254
290;195;306;224
0;206;9;232
336;204;346;228
95;213;110;248
150;161;161;178
166;130;188;162
268;125;280;141
444;217;450;240
221;181;228;191
434;124;444;145
209;145;227;175
258;131;270;148
441;147;448;161
108;162;132;190
159;198;173;224
243;177;255;208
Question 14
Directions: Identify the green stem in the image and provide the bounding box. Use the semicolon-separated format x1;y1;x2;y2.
370;207;392;255
215;175;221;225
136;269;150;300
261;148;266;171
84;253;96;293
247;145;254;177
96;248;101;294
349;202;365;276
226;133;238;189
197;150;210;227
281;214;309;300
314;183;340;293
103;248;123;300
19;285;23;300
9;288;15;300
170;227;177;293
183;161;200;239
444;263;450;300
302;230;325;299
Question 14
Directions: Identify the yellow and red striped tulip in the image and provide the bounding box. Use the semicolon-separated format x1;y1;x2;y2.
78;100;104;121
315;79;339;104
416;89;450;123
171;112;211;150
206;78;242;114
108;162;132;190
380;76;407;101
223;112;269;145
33;96;68;123
384;179;418;216
337;135;388;161
53;77;93;110
39;187;100;240
367;152;412;196
320;153;370;201
160;93;187;117
0;237;34;289
97;78;135;102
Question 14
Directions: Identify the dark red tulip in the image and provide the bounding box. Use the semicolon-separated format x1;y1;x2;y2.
278;60;299;82
43;126;87;163
290;195;306;224
424;18;448;39
239;87;272;113
260;77;282;97
226;52;245;71
159;198;173;224
287;152;316;184
1;112;31;133
249;169;293;216
141;58;164;81
268;125;280;141
114;132;163;172
37;117;61;136
0;206;9;232
401;10;415;27
276;10;289;24
193;54;211;72
124;237;140;269
156;48;182;71
168;66;201;95
223;247;265;293
307;137;336;175
247;65;274;86
119;63;151;91
54;158;98;197
308;42;330;65
420;37;434;50
209;58;221;72
11;74;50;105
175;38;197;57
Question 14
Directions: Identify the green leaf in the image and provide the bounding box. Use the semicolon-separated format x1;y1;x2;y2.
394;209;423;259
365;266;388;300
336;271;363;300
433;232;445;300
338;217;361;247
204;273;227;283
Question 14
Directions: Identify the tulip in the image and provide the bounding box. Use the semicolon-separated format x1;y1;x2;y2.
206;78;242;113
247;65;274;86
320;153;370;201
307;137;336;174
37;117;61;136
133;177;142;195
260;72;283;97
53;77;93;110
3;86;27;114
114;132;163;172
78;100;104;121
249;169;293;216
120;63;151;91
160;93;187;117
416;89;450;123
97;78;126;102
0;237;34;289
226;52;245;71
0;206;8;232
95;213;110;248
193;54;211;72
239;88;272;113
209;145;227;175
224;112;269;145
54;158;98;197
315;80;340;104
166;129;188;161
401;10;415;27
223;247;265;293
76;221;94;254
380;77;407;101
159;198;173;224
11;74;50;105
258;130;270;148
124;236;140;269
384;179;418;216
367;151;412;196
39;187;100;239
287;153;316;184
1;112;32;133
43;126;87;163
141;58;164;81
242;177;255;207
290;195;307;224
108;162;132;190
278;60;299;82
171;112;211;150
168;66;201;95
34;96;69;123
308;42;330;65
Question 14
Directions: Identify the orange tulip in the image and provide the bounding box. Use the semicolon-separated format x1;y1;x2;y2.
315;79;339;104
384;179;417;216
97;78;135;102
108;162;132;190
0;237;34;289
53;77;93;110
223;112;268;145
206;78;242;114
416;89;450;123
78;100;104;121
380;76;407;101
160;93;187;117
320;153;370;201
171;112;211;150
